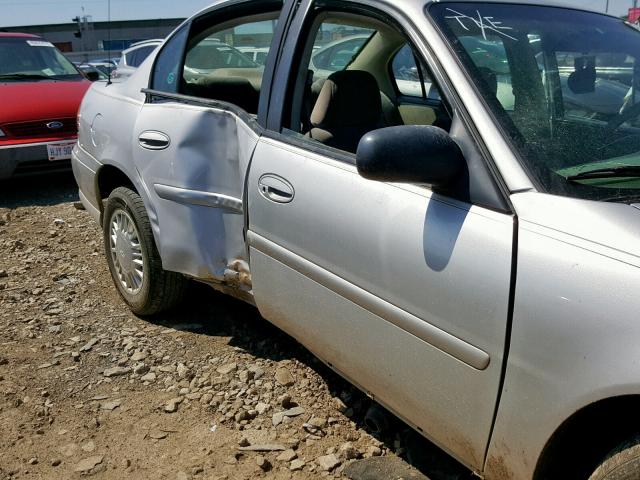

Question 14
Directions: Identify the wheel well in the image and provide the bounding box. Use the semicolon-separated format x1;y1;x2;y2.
534;395;640;480
97;165;136;204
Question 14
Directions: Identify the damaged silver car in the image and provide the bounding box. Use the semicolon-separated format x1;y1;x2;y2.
73;1;640;478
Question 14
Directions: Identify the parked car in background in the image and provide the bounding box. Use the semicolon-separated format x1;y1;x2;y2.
0;33;90;179
77;64;108;81
112;39;162;80
73;1;640;479
85;61;114;77
309;33;370;79
237;46;270;65
91;57;119;67
182;38;260;82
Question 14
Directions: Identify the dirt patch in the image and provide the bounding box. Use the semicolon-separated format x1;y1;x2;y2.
0;180;393;480
0;177;471;480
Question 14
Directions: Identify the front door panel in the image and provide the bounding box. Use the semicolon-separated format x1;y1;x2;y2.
247;138;513;469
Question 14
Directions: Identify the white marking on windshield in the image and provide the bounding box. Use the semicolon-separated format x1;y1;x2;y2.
445;8;518;41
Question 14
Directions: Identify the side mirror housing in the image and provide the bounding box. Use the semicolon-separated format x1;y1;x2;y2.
356;126;465;189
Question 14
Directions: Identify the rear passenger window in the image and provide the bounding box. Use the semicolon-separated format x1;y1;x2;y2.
180;16;279;115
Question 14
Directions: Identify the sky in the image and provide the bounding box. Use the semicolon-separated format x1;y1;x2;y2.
0;0;637;28
0;0;214;27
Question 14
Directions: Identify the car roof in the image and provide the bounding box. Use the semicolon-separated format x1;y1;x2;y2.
313;33;372;53
0;32;41;38
127;39;163;49
192;0;612;19
121;40;162;55
422;0;614;17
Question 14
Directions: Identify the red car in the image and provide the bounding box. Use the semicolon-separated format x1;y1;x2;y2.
0;33;91;179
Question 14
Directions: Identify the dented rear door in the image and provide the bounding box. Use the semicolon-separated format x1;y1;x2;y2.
131;0;291;286
133;103;257;283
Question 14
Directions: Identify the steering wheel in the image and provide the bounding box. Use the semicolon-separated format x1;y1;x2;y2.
606;100;640;131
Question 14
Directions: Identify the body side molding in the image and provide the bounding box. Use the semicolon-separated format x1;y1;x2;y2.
154;183;243;214
248;230;491;370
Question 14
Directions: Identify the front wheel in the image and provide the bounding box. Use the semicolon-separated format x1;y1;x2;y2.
588;437;640;480
103;187;186;315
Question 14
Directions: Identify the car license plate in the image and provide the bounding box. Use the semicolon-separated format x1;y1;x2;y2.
47;141;75;161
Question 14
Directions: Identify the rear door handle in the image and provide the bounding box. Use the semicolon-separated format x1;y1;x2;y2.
138;130;170;150
258;174;294;203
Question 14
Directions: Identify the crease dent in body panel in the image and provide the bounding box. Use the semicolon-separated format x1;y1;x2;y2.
152;108;256;287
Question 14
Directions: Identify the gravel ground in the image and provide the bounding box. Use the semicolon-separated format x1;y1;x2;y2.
0;174;467;480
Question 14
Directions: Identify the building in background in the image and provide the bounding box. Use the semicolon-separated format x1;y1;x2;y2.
1;17;280;64
1;18;182;62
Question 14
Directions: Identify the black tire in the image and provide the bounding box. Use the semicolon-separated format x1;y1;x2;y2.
103;187;186;315
589;438;640;480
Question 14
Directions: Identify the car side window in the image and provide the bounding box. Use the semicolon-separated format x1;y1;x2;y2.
151;25;190;94
283;14;451;156
391;44;440;101
180;15;279;115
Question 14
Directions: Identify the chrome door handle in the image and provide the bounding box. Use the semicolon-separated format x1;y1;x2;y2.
258;174;294;204
138;130;170;150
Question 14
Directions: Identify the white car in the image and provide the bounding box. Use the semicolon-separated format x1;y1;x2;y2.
237;46;270;65
183;38;259;82
112;39;162;81
310;33;371;79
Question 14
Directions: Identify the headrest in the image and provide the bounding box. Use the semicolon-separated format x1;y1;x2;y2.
311;77;327;98
310;70;382;129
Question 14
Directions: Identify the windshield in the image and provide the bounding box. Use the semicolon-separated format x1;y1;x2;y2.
0;37;80;80
431;3;640;203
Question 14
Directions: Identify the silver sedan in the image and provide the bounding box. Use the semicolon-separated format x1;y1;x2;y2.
72;1;640;478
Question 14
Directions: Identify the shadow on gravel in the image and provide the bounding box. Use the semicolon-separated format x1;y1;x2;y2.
0;172;79;209
148;282;472;480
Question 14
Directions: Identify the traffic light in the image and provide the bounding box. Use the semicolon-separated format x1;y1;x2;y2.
72;16;82;38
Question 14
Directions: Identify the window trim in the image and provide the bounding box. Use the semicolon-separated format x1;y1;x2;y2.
141;87;264;134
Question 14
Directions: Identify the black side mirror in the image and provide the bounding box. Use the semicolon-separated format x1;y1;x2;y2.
85;70;100;82
356;125;465;189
